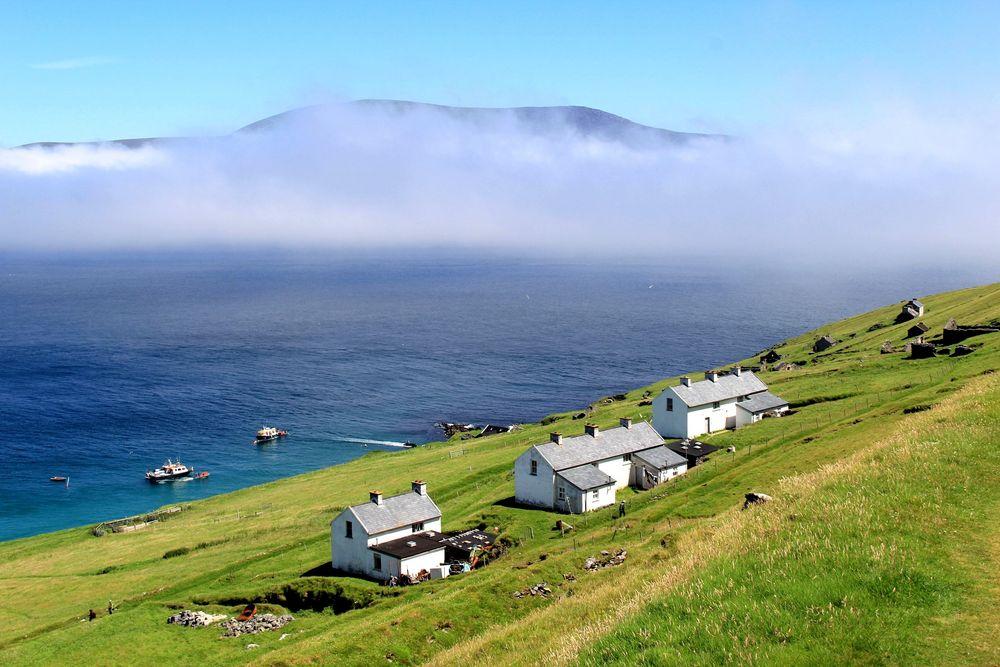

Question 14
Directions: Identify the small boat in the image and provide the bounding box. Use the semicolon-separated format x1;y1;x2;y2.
253;426;288;444
49;476;67;482
145;459;193;482
194;471;210;480
236;603;256;622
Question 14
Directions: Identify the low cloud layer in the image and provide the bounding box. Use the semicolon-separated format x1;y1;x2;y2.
2;102;998;263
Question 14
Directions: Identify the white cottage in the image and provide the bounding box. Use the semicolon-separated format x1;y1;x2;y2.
330;481;445;581
652;367;784;438
514;418;685;513
735;390;789;427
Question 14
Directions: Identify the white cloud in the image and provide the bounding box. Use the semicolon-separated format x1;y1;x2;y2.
30;56;117;70
0;101;997;265
0;144;165;174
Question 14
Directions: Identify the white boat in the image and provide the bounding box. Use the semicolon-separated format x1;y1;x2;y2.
145;459;193;482
254;426;287;444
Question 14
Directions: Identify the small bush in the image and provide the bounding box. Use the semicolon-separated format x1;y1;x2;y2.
903;405;933;414
163;547;191;559
541;415;559;426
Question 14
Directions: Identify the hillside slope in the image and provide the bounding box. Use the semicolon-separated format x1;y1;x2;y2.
1;282;998;666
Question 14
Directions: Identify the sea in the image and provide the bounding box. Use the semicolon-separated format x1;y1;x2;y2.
1;251;992;541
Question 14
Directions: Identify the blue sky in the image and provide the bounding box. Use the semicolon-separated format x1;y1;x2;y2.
2;1;998;145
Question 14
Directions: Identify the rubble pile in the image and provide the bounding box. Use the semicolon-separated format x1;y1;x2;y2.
166;610;228;627
583;548;627;571
220;613;295;637
513;582;552;598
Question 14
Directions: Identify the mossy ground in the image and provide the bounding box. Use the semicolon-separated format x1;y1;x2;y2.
2;283;999;666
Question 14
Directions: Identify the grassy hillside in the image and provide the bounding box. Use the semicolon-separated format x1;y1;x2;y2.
2;282;999;666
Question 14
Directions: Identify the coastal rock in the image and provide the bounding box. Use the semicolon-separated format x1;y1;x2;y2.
743;492;773;509
220;613;295;638
513;583;552;598
436;422;476;437
166;610;228;627
583;548;627;571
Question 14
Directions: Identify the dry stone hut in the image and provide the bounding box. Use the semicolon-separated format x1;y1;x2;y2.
813;336;837;353
895;299;925;323
760;350;782;364
942;318;1000;345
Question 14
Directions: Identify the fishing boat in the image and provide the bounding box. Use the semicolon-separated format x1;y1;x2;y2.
145;459;193;482
253;426;288;444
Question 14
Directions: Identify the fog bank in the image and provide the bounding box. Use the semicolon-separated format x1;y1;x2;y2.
2;102;998;265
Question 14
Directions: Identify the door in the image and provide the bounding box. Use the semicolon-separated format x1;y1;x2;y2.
705;416;711;433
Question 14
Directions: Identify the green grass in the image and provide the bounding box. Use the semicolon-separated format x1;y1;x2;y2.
577;375;1000;666
1;282;999;666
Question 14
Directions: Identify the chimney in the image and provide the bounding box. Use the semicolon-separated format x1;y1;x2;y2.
411;480;427;496
732;366;742;377
550;432;563;445
619;417;632;429
680;376;692;387
369;490;384;506
705;370;718;382
585;423;600;438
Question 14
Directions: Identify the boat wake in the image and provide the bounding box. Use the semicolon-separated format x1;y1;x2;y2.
338;437;413;448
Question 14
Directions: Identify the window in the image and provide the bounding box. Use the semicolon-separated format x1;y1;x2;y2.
530;460;537;476
373;553;382;571
412;521;424;533
623;453;631;462
557;486;566;501
713;401;720;409
345;520;353;539
591;489;599;501
666;398;673;412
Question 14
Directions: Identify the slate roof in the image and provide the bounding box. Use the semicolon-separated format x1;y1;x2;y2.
632;445;688;470
349;491;442;536
907;299;924;310
370;531;447;559
557;465;616;490
736;391;789;414
665;371;768;407
531;421;663;471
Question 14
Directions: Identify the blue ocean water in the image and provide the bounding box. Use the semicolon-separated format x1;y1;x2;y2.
1;252;992;541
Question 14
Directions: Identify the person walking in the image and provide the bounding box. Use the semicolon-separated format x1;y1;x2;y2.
88;609;96;622
618;500;626;518
107;600;114;616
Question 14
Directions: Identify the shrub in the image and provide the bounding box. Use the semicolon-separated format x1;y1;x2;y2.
163;547;191;559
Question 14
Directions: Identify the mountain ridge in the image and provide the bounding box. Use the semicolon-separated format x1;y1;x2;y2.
16;100;722;150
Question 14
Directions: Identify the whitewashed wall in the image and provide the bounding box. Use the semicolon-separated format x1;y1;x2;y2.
381;547;447;580
514;448;556;508
652;387;689;438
